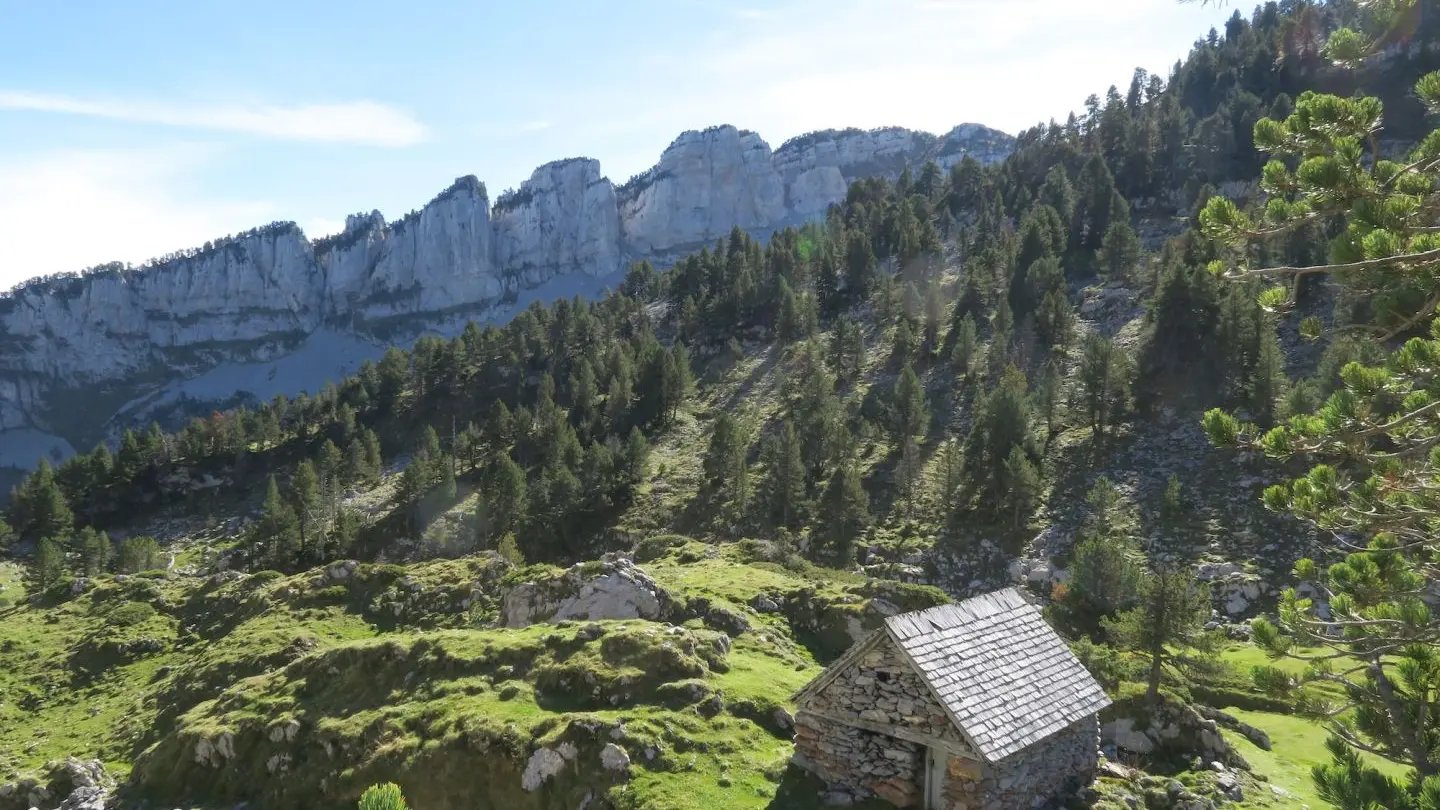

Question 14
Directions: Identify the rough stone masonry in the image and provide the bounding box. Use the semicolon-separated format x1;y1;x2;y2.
791;591;1107;809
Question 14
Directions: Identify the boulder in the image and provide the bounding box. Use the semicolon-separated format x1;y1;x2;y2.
752;595;779;613
773;707;795;731
1106;718;1156;754
502;557;669;628
521;747;568;791
600;743;631;773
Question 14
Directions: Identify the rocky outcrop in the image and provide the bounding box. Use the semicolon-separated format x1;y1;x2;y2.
772;124;1013;217
1102;696;1248;770
334;177;499;320
0;758;114;810
618;126;788;256
501;557;670;628
493;159;622;286
0;122;1013;471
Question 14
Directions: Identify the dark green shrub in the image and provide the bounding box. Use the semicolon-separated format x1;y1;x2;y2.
106;601;157;628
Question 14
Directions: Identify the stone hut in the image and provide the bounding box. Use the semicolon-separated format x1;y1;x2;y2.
791;588;1110;809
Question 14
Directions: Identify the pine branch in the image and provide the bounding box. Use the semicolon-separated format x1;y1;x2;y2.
1225;247;1440;283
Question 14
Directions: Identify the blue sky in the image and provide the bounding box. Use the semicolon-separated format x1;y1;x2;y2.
0;0;1237;287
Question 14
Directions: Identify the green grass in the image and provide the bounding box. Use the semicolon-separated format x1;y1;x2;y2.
134;620;812;810
1221;709;1409;810
0;549;887;810
0;571;191;778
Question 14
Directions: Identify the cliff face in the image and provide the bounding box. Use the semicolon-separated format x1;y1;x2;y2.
618;127;788;256
0;122;1014;467
492;159;622;287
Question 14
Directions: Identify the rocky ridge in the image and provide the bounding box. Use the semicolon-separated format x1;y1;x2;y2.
0;123;1013;471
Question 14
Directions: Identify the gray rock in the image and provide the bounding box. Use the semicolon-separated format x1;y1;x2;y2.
521;747;568;791
773;707;795;731
502;558;667;628
1106;718;1156;754
600;743;630;772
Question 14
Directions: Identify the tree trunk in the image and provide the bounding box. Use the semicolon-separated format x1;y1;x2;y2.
1372;658;1435;777
1146;645;1164;703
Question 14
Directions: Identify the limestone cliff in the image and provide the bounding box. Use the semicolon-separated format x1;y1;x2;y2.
492;158;622;287
617;126;788;256
0;121;1014;470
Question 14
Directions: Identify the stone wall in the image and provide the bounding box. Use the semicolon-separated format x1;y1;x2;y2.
793;630;1101;810
975;716;1099;810
793;711;924;807
795;710;1099;810
943;754;984;809
801;635;971;750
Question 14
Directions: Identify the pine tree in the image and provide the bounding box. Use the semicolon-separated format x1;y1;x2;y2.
251;476;299;569
890;318;915;366
829;318;865;384
485;455;527;542
419;461;458;533
1095;220;1142;281
703;412;748;498
845;230;878;300
950;314;979;379
896;437;925;518
923;282;946;357
1036;289;1076;350
291;460;323;563
763;421;807;530
1077;334;1132;441
1034;359;1065;441
621;427;650;487
527;461;581;559
486;400;515;447
118;536;162;574
819;460;869;567
11;459;75;543
1200;63;1440;796
965;366;1032;505
791;354;844;483
933;438;965;519
1103;564;1210;702
363;430;384;483
79;527;111;576
1249;322;1288;429
999;446;1040;530
33;537;65;590
318;440;344;495
891;362;929;444
496;532;525;566
331;507;361;557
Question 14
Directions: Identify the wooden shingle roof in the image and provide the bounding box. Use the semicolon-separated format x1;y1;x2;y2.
884;588;1110;762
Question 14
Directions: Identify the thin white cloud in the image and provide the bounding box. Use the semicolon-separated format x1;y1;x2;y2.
0;91;428;147
521;120;553;132
576;0;1235;169
0;145;275;287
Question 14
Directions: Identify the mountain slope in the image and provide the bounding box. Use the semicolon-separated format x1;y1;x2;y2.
0;124;1014;480
3;3;1437;810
